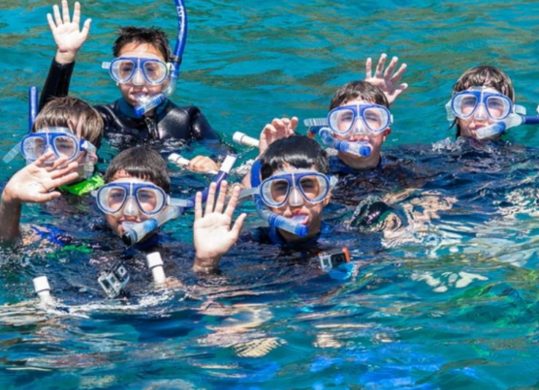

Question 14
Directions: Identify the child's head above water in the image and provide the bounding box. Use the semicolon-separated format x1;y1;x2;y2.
326;81;391;170
101;146;171;237
110;27;173;109
259;136;331;242
450;65;515;140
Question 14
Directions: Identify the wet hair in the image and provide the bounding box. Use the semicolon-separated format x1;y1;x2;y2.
452;65;515;101
260;135;328;180
104;146;171;193
34;96;104;148
451;65;515;137
113;26;171;62
330;80;389;110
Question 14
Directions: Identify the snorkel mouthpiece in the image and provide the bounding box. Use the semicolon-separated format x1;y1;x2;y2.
134;93;168;118
319;128;372;157
266;212;309;237
475;122;506;140
121;206;182;246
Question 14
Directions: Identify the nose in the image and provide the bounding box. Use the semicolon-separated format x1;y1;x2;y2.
131;68;146;86
122;196;140;217
351;117;369;135
473;103;488;121
288;186;305;207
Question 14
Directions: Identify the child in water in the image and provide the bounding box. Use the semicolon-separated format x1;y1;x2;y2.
0;96;102;243
193;135;336;273
446;65;521;141
40;0;221;173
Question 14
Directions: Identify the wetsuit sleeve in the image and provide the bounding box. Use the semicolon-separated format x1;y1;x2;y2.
188;107;221;141
38;58;75;111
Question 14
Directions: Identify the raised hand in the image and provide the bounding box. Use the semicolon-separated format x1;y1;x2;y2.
47;0;91;64
365;53;408;105
193;181;246;273
258;116;298;156
2;152;79;205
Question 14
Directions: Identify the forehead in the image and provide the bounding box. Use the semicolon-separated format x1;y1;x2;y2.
272;164;318;176
117;42;165;60
462;86;502;94
342;97;372;106
109;170;150;183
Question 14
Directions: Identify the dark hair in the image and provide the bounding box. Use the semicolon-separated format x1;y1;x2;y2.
451;65;514;136
34;96;104;148
104;146;170;193
260;136;328;180
330;80;389;110
113;27;170;62
452;65;514;100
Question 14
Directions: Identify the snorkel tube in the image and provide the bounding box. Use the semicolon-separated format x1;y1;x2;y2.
28;86;39;132
134;0;187;117
122;154;237;246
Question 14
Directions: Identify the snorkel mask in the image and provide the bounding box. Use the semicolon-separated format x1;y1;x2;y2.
445;87;526;140
305;103;393;158
20;127;97;179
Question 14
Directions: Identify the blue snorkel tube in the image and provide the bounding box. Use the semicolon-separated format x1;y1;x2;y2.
134;0;187;117
28;86;39;132
121;154;237;246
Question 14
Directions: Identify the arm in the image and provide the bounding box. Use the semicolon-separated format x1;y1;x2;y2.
193;181;246;273
39;0;91;109
365;53;408;106
0;153;79;243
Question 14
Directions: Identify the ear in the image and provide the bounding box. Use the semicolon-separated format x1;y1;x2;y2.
322;191;332;207
382;127;391;142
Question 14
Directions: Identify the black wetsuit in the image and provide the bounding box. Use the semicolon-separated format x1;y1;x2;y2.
39;59;221;149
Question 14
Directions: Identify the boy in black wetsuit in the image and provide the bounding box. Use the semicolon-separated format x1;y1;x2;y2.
40;0;221;173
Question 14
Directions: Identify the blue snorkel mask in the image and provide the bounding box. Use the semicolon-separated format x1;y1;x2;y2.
101;0;187;118
305;103;393;158
445;87;528;139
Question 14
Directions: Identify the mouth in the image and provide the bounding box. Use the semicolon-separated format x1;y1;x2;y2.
290;213;309;225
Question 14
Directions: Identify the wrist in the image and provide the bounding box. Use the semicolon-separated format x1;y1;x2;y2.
1;187;21;207
193;254;221;273
55;49;77;64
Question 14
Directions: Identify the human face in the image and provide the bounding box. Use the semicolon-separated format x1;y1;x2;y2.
455;87;508;140
268;164;331;242
115;42;169;108
334;98;390;169
103;171;156;237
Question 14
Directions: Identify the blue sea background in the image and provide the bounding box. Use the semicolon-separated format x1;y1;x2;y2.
1;0;539;388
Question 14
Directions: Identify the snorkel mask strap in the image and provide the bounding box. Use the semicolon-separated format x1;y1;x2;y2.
133;0;187;118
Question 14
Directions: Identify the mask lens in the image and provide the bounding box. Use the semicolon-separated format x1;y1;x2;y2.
299;175;325;202
453;94;478;118
486;96;510;120
262;178;290;206
329;108;355;134
136;187;165;214
98;186;128;214
363;107;389;133
53;135;78;159
142;60;168;84
21;135;48;161
111;59;136;83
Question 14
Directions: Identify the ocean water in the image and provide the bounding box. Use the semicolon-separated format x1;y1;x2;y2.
1;0;539;388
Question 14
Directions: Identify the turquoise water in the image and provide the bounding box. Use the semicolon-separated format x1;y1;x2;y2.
2;0;539;388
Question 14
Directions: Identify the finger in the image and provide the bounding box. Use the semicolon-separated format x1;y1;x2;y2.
375;53;387;77
50;171;79;187
49;155;71;171
290;116;299;131
231;213;247;237
214;180;228;214
390;63;407;83
35;191;63;203
205;182;218;215
50;161;78;179
62;0;71;24
47;13;57;30
53;4;62;26
72;1;81;26
365;57;372;79
224;184;240;218
81;18;91;39
34;151;56;166
194;191;203;220
383;56;398;78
